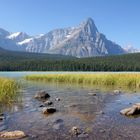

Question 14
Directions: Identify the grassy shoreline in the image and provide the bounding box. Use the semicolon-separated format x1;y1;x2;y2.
0;77;19;104
26;73;140;88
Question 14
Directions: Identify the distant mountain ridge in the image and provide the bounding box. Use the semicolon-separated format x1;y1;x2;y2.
0;18;129;57
124;45;140;53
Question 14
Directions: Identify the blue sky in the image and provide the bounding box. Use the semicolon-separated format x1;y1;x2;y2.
0;0;139;48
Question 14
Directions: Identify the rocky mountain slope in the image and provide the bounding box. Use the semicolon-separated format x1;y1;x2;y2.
0;18;126;57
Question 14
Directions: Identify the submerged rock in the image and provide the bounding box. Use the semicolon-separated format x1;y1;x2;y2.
99;129;106;133
0;130;26;139
34;91;50;99
55;98;60;101
120;103;140;116
39;104;45;107
42;107;56;114
0;114;5;121
88;93;97;96
44;100;53;106
71;126;81;135
0;116;5;121
114;90;121;94
0;113;4;116
96;110;105;115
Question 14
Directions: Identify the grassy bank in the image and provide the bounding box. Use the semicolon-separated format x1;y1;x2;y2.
26;73;140;88
0;78;19;104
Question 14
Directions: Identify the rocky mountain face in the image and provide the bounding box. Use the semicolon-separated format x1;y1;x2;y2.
48;18;124;57
0;18;126;57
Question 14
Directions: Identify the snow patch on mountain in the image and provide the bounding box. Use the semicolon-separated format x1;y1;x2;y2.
7;32;21;39
18;38;33;45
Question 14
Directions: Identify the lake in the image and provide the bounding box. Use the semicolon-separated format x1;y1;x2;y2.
0;72;140;140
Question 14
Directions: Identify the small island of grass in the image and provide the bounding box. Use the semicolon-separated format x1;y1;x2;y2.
26;73;140;88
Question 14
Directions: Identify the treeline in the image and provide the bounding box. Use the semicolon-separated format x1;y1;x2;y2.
0;49;140;71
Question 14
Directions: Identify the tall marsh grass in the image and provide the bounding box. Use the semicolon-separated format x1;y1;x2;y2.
26;73;140;88
0;78;19;104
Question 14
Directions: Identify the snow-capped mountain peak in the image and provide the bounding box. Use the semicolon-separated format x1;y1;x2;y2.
0;18;126;57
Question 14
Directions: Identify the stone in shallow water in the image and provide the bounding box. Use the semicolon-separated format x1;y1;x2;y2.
42;107;56;114
71;126;81;135
0;116;5;121
88;93;97;96
0;114;5;121
99;129;106;133
44;100;53;106
25;104;30;108
55;98;60;101
96;110;105;115
39;104;45;107
0;130;26;139
34;91;50;99
120;103;140;116
114;90;121;94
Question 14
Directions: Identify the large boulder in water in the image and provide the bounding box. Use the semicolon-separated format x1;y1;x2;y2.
120;103;140;116
34;91;50;99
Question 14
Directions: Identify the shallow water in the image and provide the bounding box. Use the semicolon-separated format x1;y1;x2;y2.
0;72;140;140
